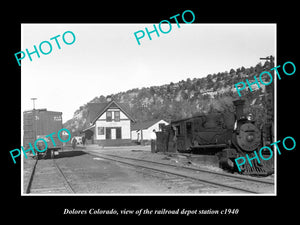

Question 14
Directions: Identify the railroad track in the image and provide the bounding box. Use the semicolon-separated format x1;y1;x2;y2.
87;152;275;194
25;151;275;194
26;157;75;194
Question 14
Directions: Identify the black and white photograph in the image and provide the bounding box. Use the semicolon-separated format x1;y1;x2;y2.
20;23;276;195
4;4;298;221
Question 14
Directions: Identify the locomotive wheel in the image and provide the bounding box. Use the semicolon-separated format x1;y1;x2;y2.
219;158;234;172
218;148;236;172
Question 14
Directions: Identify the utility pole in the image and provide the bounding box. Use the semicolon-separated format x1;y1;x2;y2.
259;55;274;64
30;98;37;110
259;56;274;145
30;98;38;146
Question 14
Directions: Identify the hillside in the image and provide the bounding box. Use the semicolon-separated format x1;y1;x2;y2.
64;60;273;135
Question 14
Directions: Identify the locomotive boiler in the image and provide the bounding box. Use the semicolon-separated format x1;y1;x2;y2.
156;99;274;176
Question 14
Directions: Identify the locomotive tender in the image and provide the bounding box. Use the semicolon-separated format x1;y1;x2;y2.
156;99;274;176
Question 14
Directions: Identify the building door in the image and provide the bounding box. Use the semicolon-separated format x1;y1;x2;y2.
111;128;116;140
106;127;121;140
186;121;193;147
106;128;111;139
116;127;122;139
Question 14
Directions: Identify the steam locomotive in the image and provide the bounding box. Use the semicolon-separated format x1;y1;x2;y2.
156;99;274;176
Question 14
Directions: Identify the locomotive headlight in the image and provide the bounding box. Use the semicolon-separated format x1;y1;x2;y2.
247;113;253;121
246;134;254;142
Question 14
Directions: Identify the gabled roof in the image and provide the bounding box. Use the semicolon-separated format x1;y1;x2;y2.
88;100;135;125
132;119;167;131
86;103;108;124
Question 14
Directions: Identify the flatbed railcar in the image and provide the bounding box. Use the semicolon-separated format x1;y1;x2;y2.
23;108;63;159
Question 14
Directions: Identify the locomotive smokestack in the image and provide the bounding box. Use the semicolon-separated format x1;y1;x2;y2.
233;99;245;120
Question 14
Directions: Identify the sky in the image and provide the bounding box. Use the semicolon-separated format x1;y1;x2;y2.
21;23;276;122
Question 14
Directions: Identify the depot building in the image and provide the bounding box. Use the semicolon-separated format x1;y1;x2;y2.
82;97;135;146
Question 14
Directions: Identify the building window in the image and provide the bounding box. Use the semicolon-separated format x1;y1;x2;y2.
98;127;104;135
106;111;112;122
114;111;120;122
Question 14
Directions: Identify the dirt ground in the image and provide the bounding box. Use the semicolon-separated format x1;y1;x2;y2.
22;144;275;195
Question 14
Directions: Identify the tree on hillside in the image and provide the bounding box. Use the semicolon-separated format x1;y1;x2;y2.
230;68;236;74
97;95;106;102
213;81;222;91
255;62;263;73
181;91;189;100
263;60;271;69
149;87;155;96
206;77;214;89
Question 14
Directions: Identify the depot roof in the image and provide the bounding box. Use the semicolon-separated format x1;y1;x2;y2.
132;119;166;131
87;100;135;125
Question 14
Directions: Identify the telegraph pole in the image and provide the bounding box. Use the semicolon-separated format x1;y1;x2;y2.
259;55;274;64
259;56;274;144
30;98;37;110
260;55;274;106
30;98;38;146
